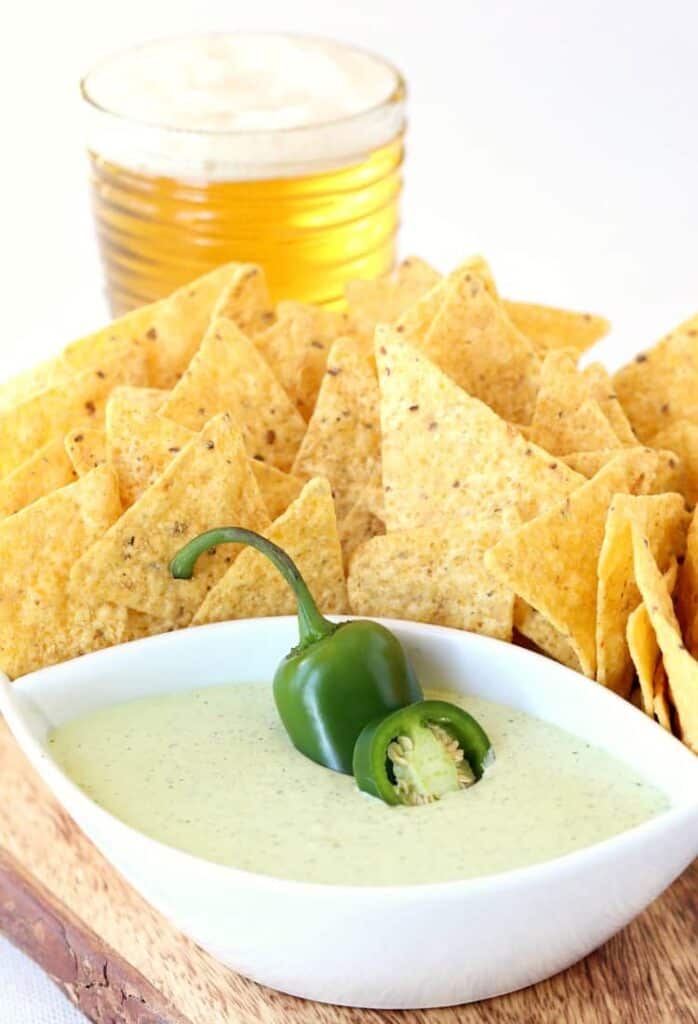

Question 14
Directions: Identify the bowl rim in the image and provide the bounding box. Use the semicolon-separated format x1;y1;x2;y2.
2;616;697;899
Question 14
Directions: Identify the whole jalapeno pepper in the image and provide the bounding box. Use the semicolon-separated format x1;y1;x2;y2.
170;527;424;774
353;699;494;805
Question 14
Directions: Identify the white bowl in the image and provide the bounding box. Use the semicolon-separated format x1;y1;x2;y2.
1;617;696;1009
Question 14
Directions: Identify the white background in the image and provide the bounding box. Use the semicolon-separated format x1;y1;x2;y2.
1;1;697;1020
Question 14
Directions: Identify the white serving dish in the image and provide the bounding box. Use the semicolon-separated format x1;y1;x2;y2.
1;617;696;1009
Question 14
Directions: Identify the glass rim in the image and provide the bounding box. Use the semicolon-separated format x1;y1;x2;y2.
80;31;406;140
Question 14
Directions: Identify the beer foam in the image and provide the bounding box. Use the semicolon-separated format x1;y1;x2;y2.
83;34;405;181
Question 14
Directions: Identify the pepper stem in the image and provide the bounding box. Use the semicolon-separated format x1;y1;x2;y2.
169;527;335;646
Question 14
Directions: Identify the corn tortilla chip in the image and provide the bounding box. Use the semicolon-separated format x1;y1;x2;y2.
0;465;125;678
503;301;610;354
0;354;73;411
61;305;156;376
292;336;381;520
63;264;248;389
513;599;581;672
582;363;636;444
564;448;632;478
338;501;385;573
653;662;673;732
70;414;270;627
627;600;659;717
675;506;698;655
626;561;675;712
193;477;347;624
596;493;688;696
123;609;172;642
650;420;698;506
420;268;540;424
392;255;498;346
376;328;583;530
212;263;275;336
529;351;620;456
360;463;385;521
345;257;441;335
250;461;306;521
0;348;148;480
485;449;659;677
161;318;306;471
65;428;107;477
613;314;698;442
255;303;355;420
564;447;683;493
535;398;620;457
348;511;517;641
337;466;386;570
0;439;77;520
632;526;698;751
106;387;193;507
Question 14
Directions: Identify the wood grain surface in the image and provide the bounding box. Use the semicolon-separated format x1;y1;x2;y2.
0;717;695;1024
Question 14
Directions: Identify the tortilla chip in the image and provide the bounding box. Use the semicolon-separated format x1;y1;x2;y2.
0;439;77;520
345;257;441;334
648;449;685;496
613;314;698;442
292;336;381;519
503;301;610;353
254;303;355;420
675;506;698;655
564;446;683;492
528;351;620;455
485;449;658;677
338;503;385;572
123;610;172;642
393;278;447;345
632;526;698;751
649;420;698;506
420;268;540;423
193;477;348;624
653;661;673;732
582;363;637;444
61;305;155;374
513;599;582;672
106;387;193;507
376;328;583;530
0;348;148;480
0;354;73;411
347;511;516;641
63;264;247;389
360;463;385;521
250;461;306;521
70;414;270;627
337;466;386;570
627;600;659;717
563;448;624;478
211;263;275;336
596;493;688;696
0;465;125;678
65;428;107;477
392;255;498;345
161;318;306;471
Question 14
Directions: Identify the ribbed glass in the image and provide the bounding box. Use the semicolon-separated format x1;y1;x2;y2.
87;136;404;314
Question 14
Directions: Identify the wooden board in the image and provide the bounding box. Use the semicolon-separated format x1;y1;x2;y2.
0;718;695;1024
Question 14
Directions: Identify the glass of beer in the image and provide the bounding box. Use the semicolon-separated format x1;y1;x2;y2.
81;33;406;315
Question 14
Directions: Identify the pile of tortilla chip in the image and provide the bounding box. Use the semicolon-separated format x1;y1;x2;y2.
0;255;696;755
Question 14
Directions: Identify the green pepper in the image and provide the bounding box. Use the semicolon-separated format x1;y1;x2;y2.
170;527;423;773
353;699;494;805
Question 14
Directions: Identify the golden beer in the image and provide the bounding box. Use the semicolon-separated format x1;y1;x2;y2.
82;35;406;315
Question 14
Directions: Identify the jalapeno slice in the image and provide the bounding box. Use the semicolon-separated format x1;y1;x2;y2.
353;699;494;805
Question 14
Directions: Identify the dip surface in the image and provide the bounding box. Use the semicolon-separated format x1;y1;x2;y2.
49;683;668;886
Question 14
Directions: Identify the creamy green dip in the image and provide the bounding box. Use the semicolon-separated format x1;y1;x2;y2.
49;683;668;886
